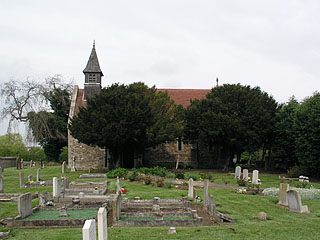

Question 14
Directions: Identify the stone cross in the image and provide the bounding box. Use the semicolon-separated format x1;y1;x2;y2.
19;172;25;188
28;174;33;182
36;168;41;182
235;166;241;180
53;177;61;198
82;219;96;240
188;178;194;199
287;190;309;214
278;183;289;206
203;179;209;205
18;193;33;219
252;170;259;184
98;207;108;240
242;169;249;181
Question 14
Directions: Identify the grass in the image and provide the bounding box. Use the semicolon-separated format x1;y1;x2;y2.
1;165;320;239
24;209;98;220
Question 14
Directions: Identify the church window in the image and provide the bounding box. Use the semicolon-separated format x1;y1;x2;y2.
177;139;183;152
88;74;96;82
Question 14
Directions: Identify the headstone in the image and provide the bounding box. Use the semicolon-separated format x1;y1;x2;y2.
21;159;24;169
59;207;69;217
116;177;121;192
19;172;25;188
208;194;216;215
16;158;21;169
62;177;69;189
258;212;267;221
39;194;46;206
167;227;177;234
242;169;249;181
116;190;121;221
79;192;85;198
36;168;41;182
30;160;33;168
18;193;33;219
0;171;3;193
252;170;259;184
235;166;241;180
53;177;61;198
98;207;107;240
62;161;66;174
42;163;44;169
71;156;76;172
203;179;209;205
278;183;289;206
152;204;161;212
153;197;160;205
287;190;309;213
28;174;33;182
188;178;194;199
82;219;96;240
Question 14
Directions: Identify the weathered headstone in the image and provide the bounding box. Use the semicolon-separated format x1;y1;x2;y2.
30;160;33;168
242;169;249;181
71;156;76;172
203;179;209;205
188;178;194;199
21;159;24;169
28;174;33;182
62;161;66;174
208;194;216;215
59;207;69;217
36;168;41;182
252;170;259;184
167;227;177;234
0;169;3;193
116;177;121;192
98;207;107;240
18;193;33;219
278;183;289;206
82;219;96;240
287;190;309;213
235;166;241;180
53;177;61;198
16;158;21;169
19;172;25;188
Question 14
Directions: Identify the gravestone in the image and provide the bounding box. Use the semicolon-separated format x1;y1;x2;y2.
30;160;33;168
82;219;96;240
235;166;241;180
28;174;33;182
71;156;76;172
258;212;267;221
21;159;24;169
59;207;69;217
188;178;194;199
116;177;121;192
208;194;216;215
168;227;177;234
153;197;160;205
0;169;3;193
287;190;309;213
278;183;289;206
62;161;66;174
18;193;33;219
53;177;61;198
16;158;21;169
19;172;25;188
252;170;259;184
36;168;41;182
203;179;209;205
98;207;107;240
242;169;249;181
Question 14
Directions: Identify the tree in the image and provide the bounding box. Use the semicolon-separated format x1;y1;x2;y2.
69;82;181;169
184;84;278;170
294;92;320;176
0;75;72;161
0;133;28;157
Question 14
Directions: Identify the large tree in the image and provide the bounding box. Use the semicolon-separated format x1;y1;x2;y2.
69;82;181;169
184;84;278;170
0;75;72;161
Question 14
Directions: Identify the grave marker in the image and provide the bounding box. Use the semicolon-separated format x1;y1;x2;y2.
18;193;33;219
116;177;121;192
53;177;61;198
235;166;241;180
82;219;96;240
203;179;209;205
188;178;194;199
19;172;25;188
252;170;259;184
30;160;33;168
208;194;216;215
28;174;33;182
278;183;289;206
287;190;309;214
0;168;3;193
62;161;66;174
36;168;41;182
242;169;248;181
98;207;108;240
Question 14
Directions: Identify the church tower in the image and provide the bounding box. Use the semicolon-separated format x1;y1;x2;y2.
83;41;103;99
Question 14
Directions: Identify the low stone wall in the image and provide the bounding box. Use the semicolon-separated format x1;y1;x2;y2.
116;218;202;227
6;218;87;228
0;157;17;168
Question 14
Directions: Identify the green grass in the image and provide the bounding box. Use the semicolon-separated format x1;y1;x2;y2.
24;209;98;220
1;166;320;239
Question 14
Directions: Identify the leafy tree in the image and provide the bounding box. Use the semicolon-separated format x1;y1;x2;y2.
0;133;28;157
184;84;278;170
272;97;300;171
294;92;320;176
69;82;181;169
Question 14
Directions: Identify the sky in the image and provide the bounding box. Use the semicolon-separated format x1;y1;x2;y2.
0;0;320;136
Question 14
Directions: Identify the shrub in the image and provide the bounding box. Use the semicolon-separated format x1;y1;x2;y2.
237;179;247;186
165;182;172;189
128;169;140;181
287;165;303;178
155;178;164;187
151;166;167;177
187;174;199;181
143;176;152;185
173;169;185;179
106;168;128;178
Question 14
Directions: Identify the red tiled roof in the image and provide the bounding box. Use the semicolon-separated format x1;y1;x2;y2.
75;88;210;112
157;89;210;108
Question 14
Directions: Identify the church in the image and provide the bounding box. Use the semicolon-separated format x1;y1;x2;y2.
68;44;224;171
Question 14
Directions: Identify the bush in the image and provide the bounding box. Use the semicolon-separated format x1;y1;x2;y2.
137;166;168;177
186;174;199;181
237;179;247;186
287;165;303;178
58;147;68;163
155;178;164;187
107;168;128;178
143;176;152;185
165;182;172;189
128;169;140;181
173;169;185;179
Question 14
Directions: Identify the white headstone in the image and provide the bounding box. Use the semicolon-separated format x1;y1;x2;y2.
167;227;177;234
62;161;66;174
36;168;41;182
98;207;107;240
252;170;259;184
203;179;209;205
188;178;194;199
235;166;241;180
19;172;25;188
53;177;61;198
242;169;248;181
82;219;96;240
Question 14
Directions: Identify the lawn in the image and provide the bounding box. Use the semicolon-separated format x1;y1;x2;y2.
1;165;320;240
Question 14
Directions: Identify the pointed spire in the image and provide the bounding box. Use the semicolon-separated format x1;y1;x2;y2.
83;41;103;76
216;77;219;87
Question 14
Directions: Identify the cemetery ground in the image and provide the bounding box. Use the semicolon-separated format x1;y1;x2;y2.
0;166;320;240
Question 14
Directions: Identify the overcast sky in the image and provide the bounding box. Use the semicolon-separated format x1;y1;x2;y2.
1;0;320;136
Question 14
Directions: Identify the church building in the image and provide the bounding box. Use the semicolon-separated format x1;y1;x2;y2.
68;44;223;170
